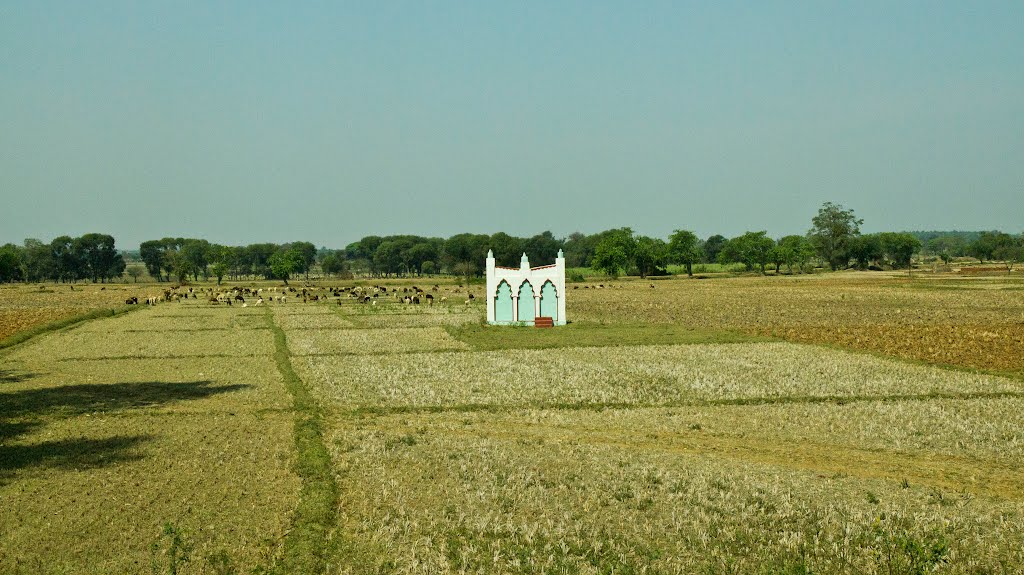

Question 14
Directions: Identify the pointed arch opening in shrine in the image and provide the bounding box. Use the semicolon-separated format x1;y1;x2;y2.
486;250;566;326
540;280;558;321
494;280;513;323
517;280;535;323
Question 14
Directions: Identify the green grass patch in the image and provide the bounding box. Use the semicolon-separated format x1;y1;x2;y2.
444;322;765;351
670;262;748;275
266;310;338;575
0;306;140;353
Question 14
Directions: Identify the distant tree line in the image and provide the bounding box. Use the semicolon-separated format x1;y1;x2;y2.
2;204;1021;284
138;239;320;284
0;234;126;283
329;205;1023;280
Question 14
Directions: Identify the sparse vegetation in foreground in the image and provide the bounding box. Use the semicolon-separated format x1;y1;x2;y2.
1;271;1022;573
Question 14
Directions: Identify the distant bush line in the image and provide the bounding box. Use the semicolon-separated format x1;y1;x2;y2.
2;203;1022;283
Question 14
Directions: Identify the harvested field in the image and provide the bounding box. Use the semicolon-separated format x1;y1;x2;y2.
297;342;1023;411
568;273;1024;374
286;325;470;356
0;284;139;340
326;409;1024;573
1;272;1022;573
0;304;299;574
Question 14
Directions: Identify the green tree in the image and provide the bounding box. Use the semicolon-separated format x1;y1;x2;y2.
373;241;403;276
125;264;145;283
968;231;1000;263
73;233;122;283
139;240;168;281
158;238;185;281
775;235;814;273
209;262;228;284
849;234;884;270
179;239;211;281
245;243;277;279
926;235;966;264
320;253;347;277
767;244;787;274
290;241;318;279
809;202;863;270
205;244;233;285
452;261;477;281
633;236;667;279
163;250;188;282
667;230;702;276
592;230;635;279
703;234;727;264
992;233;1024;274
406;242;437;275
720;232;775;274
51;236;81;282
523;231;563;264
562;232;594;268
488;232;522;267
269;249;304;284
348;236;384;261
879;232;922;269
107;253;127;282
442;233;489;275
21;238;54;282
0;243;23;282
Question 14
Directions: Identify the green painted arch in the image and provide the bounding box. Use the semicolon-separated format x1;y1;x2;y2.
517;281;535;322
494;280;513;323
540;280;558;321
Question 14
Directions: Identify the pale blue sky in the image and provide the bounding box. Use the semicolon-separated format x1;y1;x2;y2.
1;2;1021;248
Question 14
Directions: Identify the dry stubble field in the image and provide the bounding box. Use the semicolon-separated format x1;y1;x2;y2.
2;271;1024;574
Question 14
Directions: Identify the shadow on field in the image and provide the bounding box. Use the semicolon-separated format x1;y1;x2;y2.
0;380;250;419
0;420;40;442
0;435;151;478
0;380;248;478
0;369;35;384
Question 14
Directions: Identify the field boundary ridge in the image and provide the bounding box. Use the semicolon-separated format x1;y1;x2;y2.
266;308;339;575
0;305;141;353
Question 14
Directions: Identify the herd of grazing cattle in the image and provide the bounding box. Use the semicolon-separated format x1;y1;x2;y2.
124;283;480;307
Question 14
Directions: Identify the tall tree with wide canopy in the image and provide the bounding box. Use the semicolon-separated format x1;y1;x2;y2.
879;232;922;269
702;234;727;264
992;233;1024;273
720;231;775;274
74;233;122;282
809;202;863;270
633;236;667;279
667;230;702;276
269;248;304;284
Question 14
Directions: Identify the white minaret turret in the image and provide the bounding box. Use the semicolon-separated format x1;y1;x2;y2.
485;249;495;322
555;248;566;324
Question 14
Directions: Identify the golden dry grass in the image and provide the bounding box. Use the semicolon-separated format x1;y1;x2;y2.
2;271;1023;573
0;304;300;574
568;272;1024;374
0;283;141;340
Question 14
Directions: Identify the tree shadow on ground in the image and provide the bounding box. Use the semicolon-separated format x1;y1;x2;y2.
0;435;151;478
0;380;250;478
0;420;40;442
0;369;35;384
0;380;250;419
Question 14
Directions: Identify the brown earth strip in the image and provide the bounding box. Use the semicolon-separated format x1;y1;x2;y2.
765;323;1024;374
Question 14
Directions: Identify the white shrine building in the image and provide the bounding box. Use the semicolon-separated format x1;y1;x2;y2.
485;250;566;326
